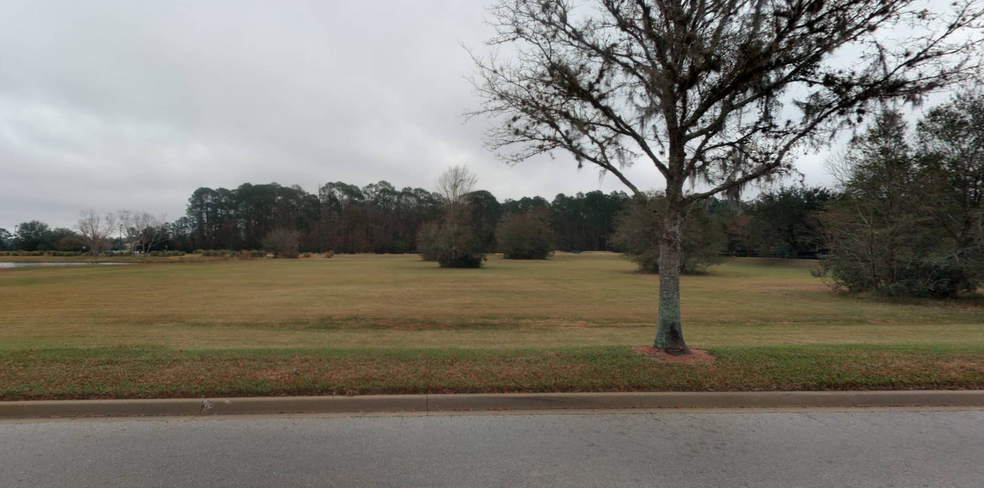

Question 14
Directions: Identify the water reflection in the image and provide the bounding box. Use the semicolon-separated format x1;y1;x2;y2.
0;262;133;268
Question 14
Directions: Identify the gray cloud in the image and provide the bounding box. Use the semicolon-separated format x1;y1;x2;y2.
0;0;837;231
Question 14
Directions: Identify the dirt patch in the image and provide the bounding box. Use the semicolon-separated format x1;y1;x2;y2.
939;359;984;370
631;346;716;364
761;284;828;292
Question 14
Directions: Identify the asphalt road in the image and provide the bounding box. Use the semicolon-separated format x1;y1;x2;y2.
2;409;982;487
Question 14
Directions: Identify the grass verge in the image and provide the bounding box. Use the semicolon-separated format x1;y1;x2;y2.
3;344;982;401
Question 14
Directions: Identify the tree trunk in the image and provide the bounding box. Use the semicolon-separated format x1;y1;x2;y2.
654;206;689;354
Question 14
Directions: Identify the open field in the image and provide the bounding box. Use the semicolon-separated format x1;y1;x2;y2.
2;253;983;349
2;253;983;399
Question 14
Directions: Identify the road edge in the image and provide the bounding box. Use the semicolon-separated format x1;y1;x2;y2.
1;391;982;419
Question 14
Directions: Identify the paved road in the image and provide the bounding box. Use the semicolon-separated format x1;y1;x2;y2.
2;409;982;487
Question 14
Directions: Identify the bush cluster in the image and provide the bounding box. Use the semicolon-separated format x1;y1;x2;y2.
417;218;486;268
195;249;233;257
820;252;979;299
195;249;266;258
417;222;441;262
817;104;984;298
0;250;84;257
261;228;301;259
148;251;186;257
496;210;554;260
232;250;267;260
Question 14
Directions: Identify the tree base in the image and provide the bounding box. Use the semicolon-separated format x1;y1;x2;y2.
654;346;692;356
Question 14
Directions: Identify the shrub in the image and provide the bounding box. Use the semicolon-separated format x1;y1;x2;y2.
817;205;982;298
496;210;554;260
325;250;335;258
29;250;84;257
302;252;312;258
417;218;486;268
261;228;301;258
416;222;440;261
196;249;234;257
0;251;44;256
436;224;487;268
150;251;182;257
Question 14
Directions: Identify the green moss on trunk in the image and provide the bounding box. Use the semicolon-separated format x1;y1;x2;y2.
654;208;688;353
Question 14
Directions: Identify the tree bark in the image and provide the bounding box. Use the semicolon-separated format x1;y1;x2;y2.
654;205;689;354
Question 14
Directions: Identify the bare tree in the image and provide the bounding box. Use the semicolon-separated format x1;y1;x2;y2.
77;209;116;256
118;210;167;254
471;0;984;353
436;165;478;209
116;210;134;252
423;165;488;267
261;228;301;258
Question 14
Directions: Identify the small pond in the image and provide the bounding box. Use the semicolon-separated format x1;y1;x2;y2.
0;262;133;268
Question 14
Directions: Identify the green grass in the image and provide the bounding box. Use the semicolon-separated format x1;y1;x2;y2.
1;253;982;399
1;345;982;400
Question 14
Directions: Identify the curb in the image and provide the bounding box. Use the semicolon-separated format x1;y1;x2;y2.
1;391;982;419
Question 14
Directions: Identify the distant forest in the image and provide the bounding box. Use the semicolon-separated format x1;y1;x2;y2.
182;182;633;254
1;180;830;258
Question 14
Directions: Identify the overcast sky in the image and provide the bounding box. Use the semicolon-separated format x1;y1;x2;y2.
0;0;848;231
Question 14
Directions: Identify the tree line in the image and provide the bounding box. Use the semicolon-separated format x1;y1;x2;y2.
2;181;832;260
178;181;636;255
184;181;639;256
2;183;640;256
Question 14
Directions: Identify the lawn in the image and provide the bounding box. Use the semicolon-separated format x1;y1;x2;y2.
1;253;983;399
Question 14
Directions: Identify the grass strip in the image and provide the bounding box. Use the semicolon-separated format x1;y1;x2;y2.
2;345;983;401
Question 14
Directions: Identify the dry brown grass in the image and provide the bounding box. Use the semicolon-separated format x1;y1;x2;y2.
1;253;982;351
